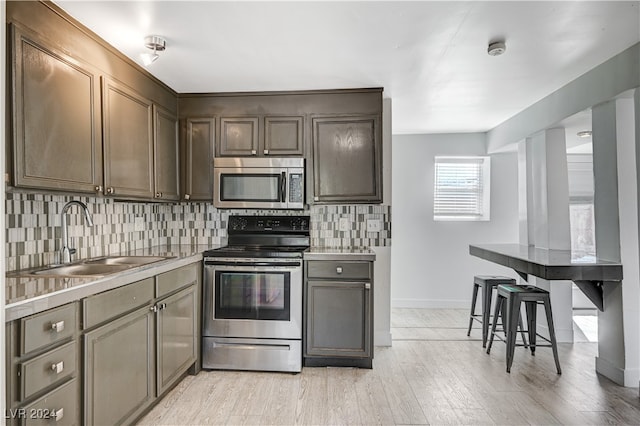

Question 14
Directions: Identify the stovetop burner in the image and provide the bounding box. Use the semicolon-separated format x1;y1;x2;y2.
204;215;310;259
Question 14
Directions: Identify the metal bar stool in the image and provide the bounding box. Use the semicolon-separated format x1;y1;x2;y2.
486;284;562;374
467;276;527;348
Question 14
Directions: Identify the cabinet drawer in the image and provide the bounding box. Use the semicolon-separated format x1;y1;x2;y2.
306;261;371;280
20;341;76;401
82;278;154;329
22;378;79;426
20;304;77;355
156;263;198;298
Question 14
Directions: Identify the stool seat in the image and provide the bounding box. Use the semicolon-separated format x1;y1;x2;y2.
468;275;525;348
487;284;562;374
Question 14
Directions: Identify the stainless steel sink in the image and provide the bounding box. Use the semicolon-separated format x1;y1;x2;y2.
31;263;131;277
15;255;175;278
83;256;171;266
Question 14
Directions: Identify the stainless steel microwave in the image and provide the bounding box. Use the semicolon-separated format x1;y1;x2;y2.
213;157;305;209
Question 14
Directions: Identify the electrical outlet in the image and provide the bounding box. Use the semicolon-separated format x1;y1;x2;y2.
366;219;381;232
338;217;350;232
134;216;145;231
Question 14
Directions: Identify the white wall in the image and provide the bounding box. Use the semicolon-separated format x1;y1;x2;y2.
391;133;519;308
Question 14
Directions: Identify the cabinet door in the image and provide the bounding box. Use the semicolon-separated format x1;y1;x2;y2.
311;115;382;203
183;118;215;201
102;77;154;199
153;105;180;201
84;306;155;425
218;117;259;156
156;285;197;396
10;24;102;194
264;116;304;156
306;280;371;358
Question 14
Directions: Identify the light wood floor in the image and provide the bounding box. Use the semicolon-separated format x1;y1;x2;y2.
138;308;640;425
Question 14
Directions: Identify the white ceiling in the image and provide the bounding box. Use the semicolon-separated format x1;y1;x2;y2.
54;1;640;135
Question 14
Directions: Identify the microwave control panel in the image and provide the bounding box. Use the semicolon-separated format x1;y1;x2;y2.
289;173;304;203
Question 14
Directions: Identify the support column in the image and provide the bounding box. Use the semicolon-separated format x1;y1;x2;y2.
592;97;640;386
524;128;574;343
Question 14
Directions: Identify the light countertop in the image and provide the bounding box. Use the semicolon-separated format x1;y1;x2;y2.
5;244;218;322
304;247;376;261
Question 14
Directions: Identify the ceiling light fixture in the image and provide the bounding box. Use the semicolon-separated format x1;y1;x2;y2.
141;35;166;66
487;41;506;56
577;130;592;138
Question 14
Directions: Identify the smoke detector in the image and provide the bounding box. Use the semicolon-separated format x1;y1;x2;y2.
487;41;506;56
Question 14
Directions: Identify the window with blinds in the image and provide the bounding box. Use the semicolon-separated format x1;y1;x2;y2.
433;156;491;221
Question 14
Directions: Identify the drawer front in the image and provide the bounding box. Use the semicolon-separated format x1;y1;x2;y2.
20;341;77;401
156;263;198;298
82;278;154;329
22;378;79;426
20;304;77;355
306;261;371;280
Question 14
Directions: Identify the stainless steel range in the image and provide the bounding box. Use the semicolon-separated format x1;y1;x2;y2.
202;215;310;373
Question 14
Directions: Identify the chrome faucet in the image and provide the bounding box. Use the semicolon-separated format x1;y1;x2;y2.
60;200;94;264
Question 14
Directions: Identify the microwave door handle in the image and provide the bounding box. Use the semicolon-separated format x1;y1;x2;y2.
280;172;287;203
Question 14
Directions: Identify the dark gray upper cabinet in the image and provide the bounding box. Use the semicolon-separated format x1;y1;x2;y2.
153;105;180;201
10;24;103;194
264;116;304;156
218;117;260;156
182;117;215;201
217;115;304;157
311;115;382;203
102;77;155;199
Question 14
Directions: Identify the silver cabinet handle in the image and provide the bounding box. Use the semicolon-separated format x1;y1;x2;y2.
314;196;319;201
51;321;65;333
264;149;269;155
336;266;343;274
185;194;191;200
106;187;115;194
251;149;257;155
50;361;64;374
364;283;371;290
156;192;162;198
95;185;103;193
51;408;64;421
150;306;158;313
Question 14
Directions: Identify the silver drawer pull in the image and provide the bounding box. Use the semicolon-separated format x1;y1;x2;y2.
50;321;65;333
51;408;64;421
50;361;64;374
336;266;343;274
365;283;371;290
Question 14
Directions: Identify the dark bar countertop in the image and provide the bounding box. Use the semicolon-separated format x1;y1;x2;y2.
469;243;623;311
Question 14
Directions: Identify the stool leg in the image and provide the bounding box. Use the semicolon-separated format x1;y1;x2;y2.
481;283;493;348
525;301;537;356
486;295;502;355
517;314;529;348
543;299;562;374
467;283;479;337
505;298;521;373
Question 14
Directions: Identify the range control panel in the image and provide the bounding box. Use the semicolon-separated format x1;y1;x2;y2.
228;215;310;233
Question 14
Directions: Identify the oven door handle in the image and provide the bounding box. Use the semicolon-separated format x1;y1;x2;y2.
204;260;301;267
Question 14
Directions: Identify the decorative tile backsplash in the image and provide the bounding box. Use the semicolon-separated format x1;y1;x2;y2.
5;192;391;271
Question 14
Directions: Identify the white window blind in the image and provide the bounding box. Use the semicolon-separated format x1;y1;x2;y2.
434;156;490;221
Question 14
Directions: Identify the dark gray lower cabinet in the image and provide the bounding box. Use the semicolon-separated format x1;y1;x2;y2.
156;285;197;395
84;306;155;425
304;260;373;368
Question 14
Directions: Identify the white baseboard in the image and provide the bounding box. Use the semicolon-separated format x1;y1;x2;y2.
392;298;469;309
375;330;392;347
595;356;640;387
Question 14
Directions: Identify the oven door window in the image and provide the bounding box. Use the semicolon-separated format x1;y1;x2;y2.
215;271;290;320
220;173;282;202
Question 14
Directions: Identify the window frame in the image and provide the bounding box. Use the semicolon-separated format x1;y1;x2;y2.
433;156;491;222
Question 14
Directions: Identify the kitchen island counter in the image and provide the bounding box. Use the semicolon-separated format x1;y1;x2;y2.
5;244;219;321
